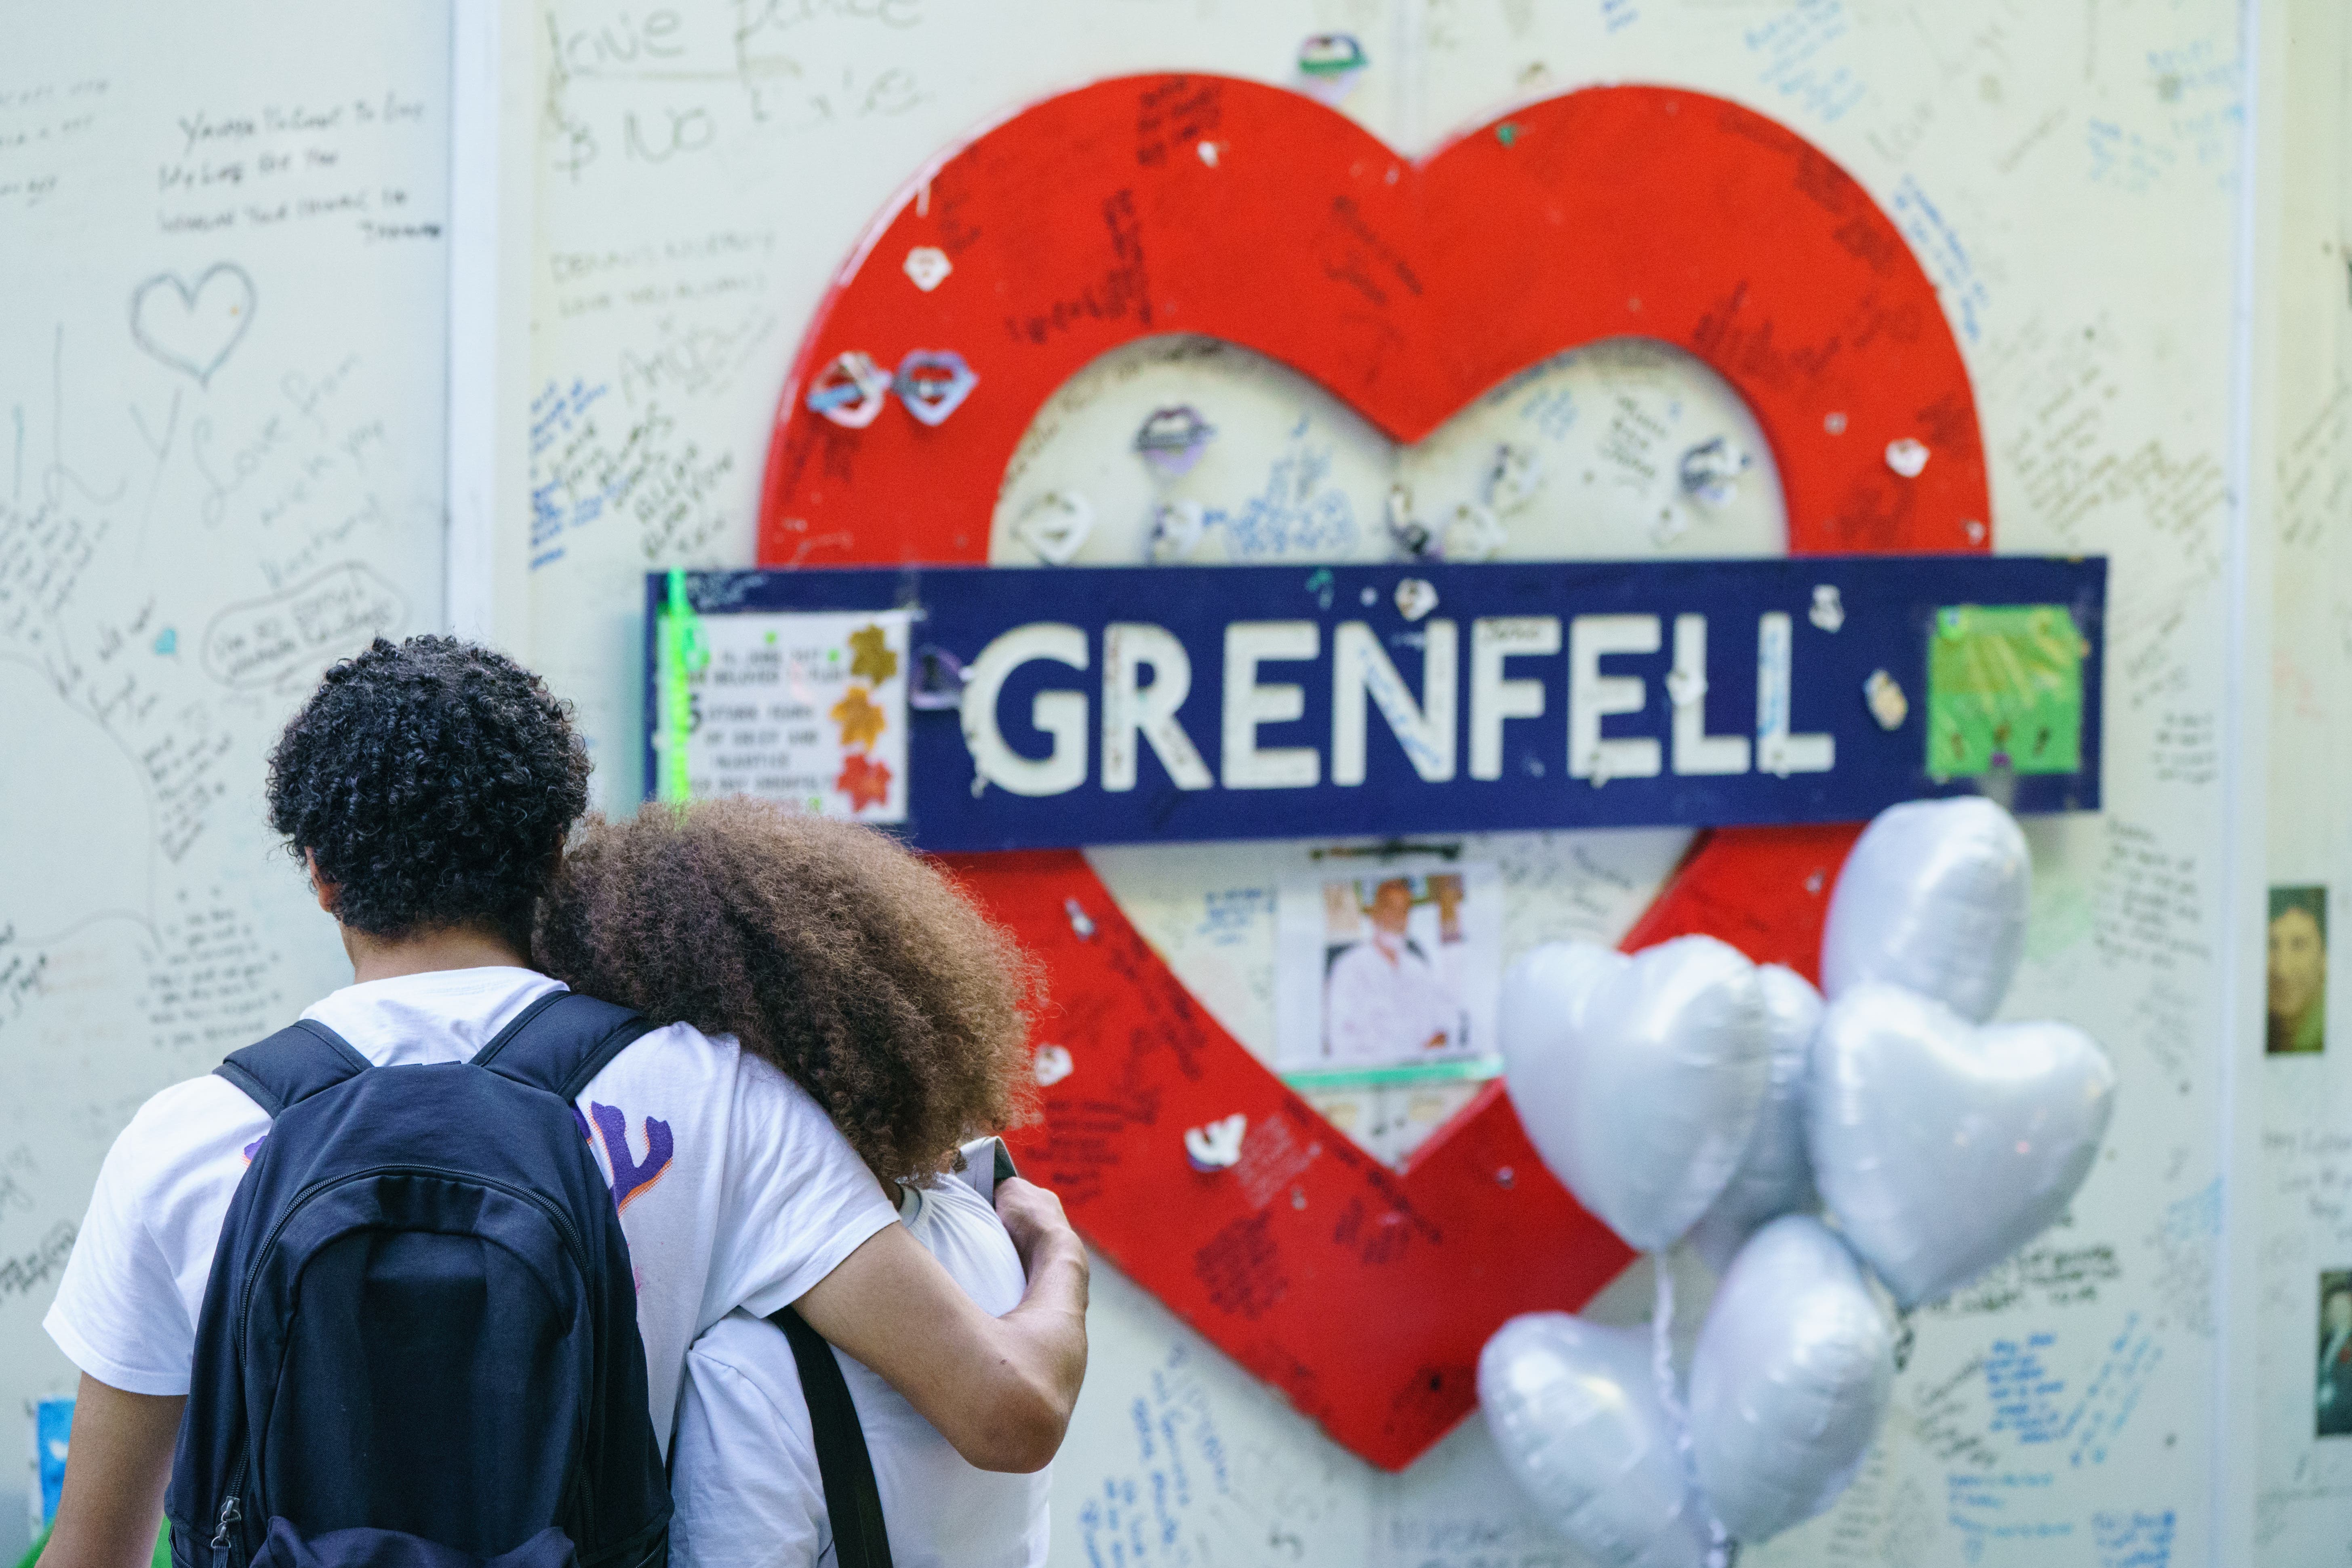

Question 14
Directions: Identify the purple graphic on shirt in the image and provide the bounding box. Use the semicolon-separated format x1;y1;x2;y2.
242;1135;266;1164
589;1102;675;1211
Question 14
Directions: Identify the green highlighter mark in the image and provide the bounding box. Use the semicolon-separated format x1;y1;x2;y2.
1926;604;2085;781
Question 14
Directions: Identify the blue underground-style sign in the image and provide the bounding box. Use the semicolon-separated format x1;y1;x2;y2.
644;556;2104;852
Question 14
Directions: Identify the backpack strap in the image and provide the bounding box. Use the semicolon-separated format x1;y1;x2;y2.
215;1021;373;1119
472;990;657;1102
769;1307;895;1568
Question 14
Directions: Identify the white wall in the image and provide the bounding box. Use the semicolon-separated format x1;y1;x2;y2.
6;0;2347;1561
503;3;2267;1563
2253;0;2352;1552
0;1;452;1549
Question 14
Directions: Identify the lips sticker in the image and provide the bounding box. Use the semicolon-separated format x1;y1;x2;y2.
758;76;1990;1469
804;351;892;429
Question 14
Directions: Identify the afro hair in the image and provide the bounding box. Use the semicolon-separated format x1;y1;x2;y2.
267;636;590;949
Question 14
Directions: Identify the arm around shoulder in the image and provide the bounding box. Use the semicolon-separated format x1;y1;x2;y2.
794;1177;1088;1475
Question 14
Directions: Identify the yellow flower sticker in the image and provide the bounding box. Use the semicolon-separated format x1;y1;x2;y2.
848;623;899;684
830;686;887;749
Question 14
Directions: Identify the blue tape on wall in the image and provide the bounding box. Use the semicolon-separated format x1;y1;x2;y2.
644;557;2105;852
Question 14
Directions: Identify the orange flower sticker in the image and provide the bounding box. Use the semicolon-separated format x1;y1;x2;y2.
835;751;893;812
830;686;886;749
848;624;899;684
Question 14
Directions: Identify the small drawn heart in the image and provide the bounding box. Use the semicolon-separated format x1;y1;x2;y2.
130;263;256;387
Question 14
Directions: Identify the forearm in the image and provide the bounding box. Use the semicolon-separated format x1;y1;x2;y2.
998;1229;1089;1419
40;1376;183;1568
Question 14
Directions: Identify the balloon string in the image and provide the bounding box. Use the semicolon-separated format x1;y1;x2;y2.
1651;1253;1738;1568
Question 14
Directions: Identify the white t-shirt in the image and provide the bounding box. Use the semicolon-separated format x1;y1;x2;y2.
670;1173;1048;1568
44;967;897;1450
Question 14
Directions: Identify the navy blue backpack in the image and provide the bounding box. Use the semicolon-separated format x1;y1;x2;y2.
166;992;672;1568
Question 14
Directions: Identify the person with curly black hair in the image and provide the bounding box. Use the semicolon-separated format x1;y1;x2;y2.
41;638;1089;1568
265;634;592;957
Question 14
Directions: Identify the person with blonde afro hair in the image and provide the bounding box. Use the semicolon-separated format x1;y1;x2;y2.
537;798;1069;1566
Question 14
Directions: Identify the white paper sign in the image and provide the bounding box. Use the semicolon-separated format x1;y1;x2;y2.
682;610;912;822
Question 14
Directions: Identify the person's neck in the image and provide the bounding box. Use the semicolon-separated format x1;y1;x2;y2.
341;923;532;985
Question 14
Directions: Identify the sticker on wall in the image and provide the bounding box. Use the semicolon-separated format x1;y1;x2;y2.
1148;499;1208;562
1679;435;1751;507
652;609;913;821
1135;404;1216;477
1486;443;1544;512
903;246;953;293
1926;604;2085;779
895;349;978;426
1275;859;1505;1092
1295;33;1367;106
1439;501;1506;560
1011;490;1094;564
805;351;892;428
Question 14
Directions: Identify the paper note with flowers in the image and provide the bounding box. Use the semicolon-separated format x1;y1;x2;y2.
679;610;911;821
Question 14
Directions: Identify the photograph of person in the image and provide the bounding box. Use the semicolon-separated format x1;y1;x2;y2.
1320;874;1469;1063
2269;885;2327;1056
1276;858;1501;1077
2319;1271;2352;1437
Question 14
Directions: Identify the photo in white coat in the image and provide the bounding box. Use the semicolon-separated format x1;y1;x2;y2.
1275;859;1501;1077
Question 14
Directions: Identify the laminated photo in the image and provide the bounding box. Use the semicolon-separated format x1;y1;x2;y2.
1275;859;1501;1080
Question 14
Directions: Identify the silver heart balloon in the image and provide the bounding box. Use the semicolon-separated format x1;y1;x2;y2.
1500;937;1770;1251
1820;796;2030;1023
1687;1216;1894;1543
1688;964;1825;1275
1478;1313;1712;1568
1808;983;2116;1307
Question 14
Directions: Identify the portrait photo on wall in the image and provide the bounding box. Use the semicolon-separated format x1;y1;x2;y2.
2269;885;2328;1056
2320;1269;2352;1437
1274;858;1501;1082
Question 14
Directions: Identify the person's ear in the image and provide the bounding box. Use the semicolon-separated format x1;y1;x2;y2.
304;849;340;917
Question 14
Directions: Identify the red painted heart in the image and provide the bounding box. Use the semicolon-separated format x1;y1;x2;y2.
757;76;1989;1469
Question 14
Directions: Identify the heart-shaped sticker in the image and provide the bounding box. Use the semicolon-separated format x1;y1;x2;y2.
131;263;256;387
1807;982;2116;1308
894;349;978;427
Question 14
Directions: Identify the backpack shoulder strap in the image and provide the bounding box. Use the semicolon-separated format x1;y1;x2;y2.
215;1020;373;1119
472;989;657;1102
770;1307;895;1568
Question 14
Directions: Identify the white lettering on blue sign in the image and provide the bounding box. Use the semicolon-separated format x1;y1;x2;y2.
960;613;1834;798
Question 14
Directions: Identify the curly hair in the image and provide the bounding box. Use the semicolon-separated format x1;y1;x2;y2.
267;636;591;950
535;799;1042;1184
